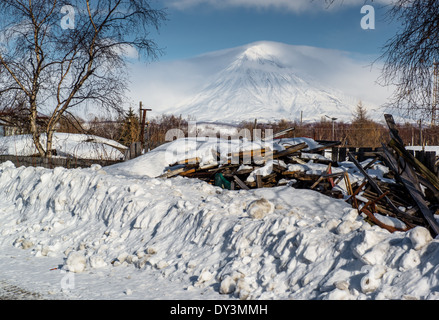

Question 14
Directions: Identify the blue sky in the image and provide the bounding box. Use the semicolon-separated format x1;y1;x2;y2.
153;0;399;61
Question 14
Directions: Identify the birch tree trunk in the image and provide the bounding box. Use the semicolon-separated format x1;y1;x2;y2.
0;0;166;158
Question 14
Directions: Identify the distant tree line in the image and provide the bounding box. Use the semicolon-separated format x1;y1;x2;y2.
56;111;191;150
54;102;439;151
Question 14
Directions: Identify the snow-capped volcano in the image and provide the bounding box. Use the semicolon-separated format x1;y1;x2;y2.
131;41;390;123
174;42;366;123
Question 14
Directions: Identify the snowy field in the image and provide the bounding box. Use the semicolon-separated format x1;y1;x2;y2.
0;133;127;161
1;137;439;302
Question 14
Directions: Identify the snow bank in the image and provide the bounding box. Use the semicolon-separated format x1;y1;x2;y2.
0;133;126;161
1;158;439;300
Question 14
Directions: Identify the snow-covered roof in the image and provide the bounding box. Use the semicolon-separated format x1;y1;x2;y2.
0;133;127;161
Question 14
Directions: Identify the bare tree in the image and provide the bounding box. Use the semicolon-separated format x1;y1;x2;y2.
0;0;166;157
379;0;439;125
319;0;439;124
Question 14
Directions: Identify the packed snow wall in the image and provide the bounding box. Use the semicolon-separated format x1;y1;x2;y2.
1;161;439;299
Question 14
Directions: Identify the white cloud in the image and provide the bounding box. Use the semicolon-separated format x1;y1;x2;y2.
119;44;140;59
165;0;395;13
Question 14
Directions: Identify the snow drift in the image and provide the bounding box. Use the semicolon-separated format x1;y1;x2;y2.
1;138;439;299
0;133;127;161
107;136;322;179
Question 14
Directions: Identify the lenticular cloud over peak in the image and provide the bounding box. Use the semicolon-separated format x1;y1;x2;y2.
130;41;392;122
165;0;396;13
165;41;387;122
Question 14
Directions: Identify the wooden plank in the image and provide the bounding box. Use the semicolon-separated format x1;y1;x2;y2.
240;143;307;163
364;191;391;208
360;206;409;233
179;168;197;176
262;173;278;182
328;163;336;188
272;143;307;159
290;156;306;164
198;164;219;170
307;141;341;153
321;172;345;179
233;175;250;190
344;172;353;196
256;175;263;189
385;114;439;191
384;114;405;145
346;180;367;208
225;149;267;165
262;127;295;141
348;152;422;225
228;149;266;159
388;139;439;191
159;166;193;178
310;164;342;190
310;176;324;190
171;157;201;166
363;156;380;171
415;172;439;200
183;171;215;179
425;151;436;173
381;144;439;235
362;187;414;209
235;168;255;175
281;171;316;181
272;164;287;173
208;164;240;173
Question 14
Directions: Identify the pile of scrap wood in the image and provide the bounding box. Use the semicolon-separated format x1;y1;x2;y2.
159;116;439;237
159;128;342;193
347;114;439;237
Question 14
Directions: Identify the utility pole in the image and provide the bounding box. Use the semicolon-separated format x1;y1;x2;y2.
432;62;439;127
139;101;152;151
411;126;414;146
326;115;338;141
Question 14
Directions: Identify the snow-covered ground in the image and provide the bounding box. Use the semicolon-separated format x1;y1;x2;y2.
1;137;439;301
0;133;127;161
